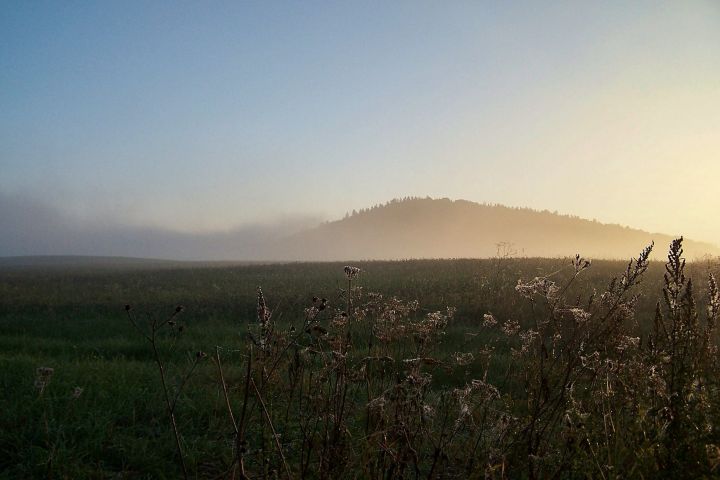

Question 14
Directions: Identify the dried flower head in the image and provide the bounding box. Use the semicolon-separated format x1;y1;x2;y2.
565;307;591;323
454;352;475;366
572;254;592;273
256;286;271;324
616;336;640;353
708;274;719;329
501;318;521;336
344;266;361;280
516;277;559;300
305;306;320;320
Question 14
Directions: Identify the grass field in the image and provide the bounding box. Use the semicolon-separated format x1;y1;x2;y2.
2;246;719;478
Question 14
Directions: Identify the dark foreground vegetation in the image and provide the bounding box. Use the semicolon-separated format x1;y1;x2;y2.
1;241;720;479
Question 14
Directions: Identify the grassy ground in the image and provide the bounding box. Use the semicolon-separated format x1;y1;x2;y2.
1;255;716;478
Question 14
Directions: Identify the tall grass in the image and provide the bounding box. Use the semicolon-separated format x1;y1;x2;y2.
2;241;719;478
115;238;720;478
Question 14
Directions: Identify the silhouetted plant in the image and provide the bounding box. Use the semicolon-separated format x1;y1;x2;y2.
120;238;720;478
125;304;206;480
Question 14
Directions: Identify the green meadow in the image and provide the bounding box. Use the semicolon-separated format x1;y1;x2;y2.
2;250;719;478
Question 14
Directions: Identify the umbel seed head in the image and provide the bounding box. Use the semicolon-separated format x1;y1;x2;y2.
344;266;361;280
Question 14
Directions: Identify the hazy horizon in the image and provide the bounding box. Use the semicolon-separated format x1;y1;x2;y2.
2;194;718;261
2;1;720;254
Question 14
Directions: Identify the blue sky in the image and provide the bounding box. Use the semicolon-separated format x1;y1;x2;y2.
1;1;719;243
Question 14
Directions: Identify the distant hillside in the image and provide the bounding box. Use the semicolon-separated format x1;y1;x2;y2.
2;197;718;262
0;255;184;270
275;198;720;261
0;256;271;270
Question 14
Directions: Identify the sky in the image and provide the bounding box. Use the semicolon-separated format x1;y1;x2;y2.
1;1;720;251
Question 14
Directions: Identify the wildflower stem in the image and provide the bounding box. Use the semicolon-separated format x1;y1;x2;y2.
251;377;293;479
214;347;238;433
150;328;189;480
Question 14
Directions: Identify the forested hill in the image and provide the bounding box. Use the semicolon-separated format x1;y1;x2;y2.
275;197;720;261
